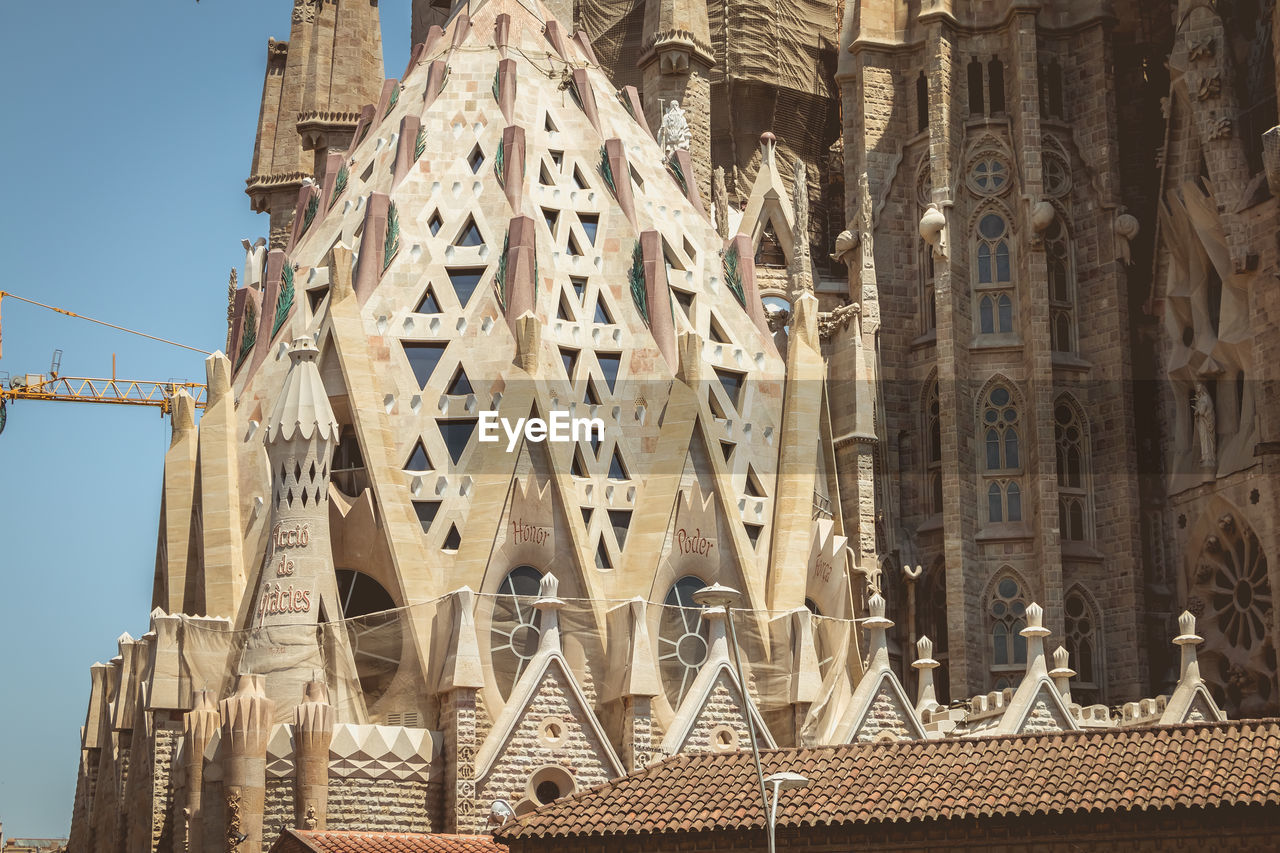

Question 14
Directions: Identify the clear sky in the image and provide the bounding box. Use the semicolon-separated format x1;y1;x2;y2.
0;0;411;835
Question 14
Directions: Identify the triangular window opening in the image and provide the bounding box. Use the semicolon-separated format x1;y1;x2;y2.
672;288;694;318
467;144;485;174
708;389;729;420
439;419;477;465
415;286;442;314
560;347;578;379
571;447;588;478
405;440;433;473
744;522;764;548
448;267;486;306
573;165;589;190
557;290;574;321
566;232;584;257
307;285;330;315
683;235;697;264
454;217;484;247
580;214;599;245
608;448;629;480
595;539;613;569
715;368;745;408
598;352;622;392
757;220;786;267
593;294;613;324
720;441;735;462
570;277;588;302
447;366;473;396
442;523;461;551
539;161;557;186
745;466;766;498
581;506;593;526
545;114;558;132
583;378;601;406
543;207;560;233
608;509;632;549
708;314;731;344
550;150;565;171
590;432;602;459
629;164;644;191
428;211;444;236
403;342;448;388
663;238;685;272
413;501;441;533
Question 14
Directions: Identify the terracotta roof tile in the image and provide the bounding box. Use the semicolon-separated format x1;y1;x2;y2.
277;830;507;853
495;719;1280;839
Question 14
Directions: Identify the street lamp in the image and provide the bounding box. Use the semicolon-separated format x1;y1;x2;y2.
764;771;810;852
692;583;777;852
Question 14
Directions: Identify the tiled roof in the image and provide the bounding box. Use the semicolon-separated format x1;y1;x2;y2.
273;830;508;853
495;719;1280;839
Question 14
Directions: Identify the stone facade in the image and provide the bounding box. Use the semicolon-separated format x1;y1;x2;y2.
62;0;1278;846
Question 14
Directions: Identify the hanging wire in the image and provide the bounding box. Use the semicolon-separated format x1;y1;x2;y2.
0;290;212;355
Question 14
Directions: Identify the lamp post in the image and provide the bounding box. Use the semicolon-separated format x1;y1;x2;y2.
764;771;810;852
693;583;806;853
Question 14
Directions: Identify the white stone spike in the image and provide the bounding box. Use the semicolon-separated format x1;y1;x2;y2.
912;635;940;714
1173;609;1204;684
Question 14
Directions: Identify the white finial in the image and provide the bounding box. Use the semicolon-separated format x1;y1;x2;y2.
534;572;565;654
1020;602;1050;676
1173;609;1204;684
912;635;940;714
1049;645;1075;703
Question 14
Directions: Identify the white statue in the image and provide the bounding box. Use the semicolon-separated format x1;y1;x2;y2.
1194;382;1216;468
241;237;268;291
657;99;692;162
1115;211;1140;265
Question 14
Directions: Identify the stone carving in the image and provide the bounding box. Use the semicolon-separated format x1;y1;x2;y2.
919;204;947;259
1264;127;1280;196
1187;35;1215;60
1194;382;1216;468
1115;212;1140;265
242;237;268;291
226;268;238;354
1195;72;1222;101
1207;116;1233;140
304;804;317;829
1030;200;1055;235
789;159;814;295
830;230;859;265
712;166;729;239
765;306;791;332
657;100;691;162
817;302;860;341
226;788;243;849
861;561;884;598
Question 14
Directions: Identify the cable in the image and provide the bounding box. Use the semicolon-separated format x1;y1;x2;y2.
0;291;212;355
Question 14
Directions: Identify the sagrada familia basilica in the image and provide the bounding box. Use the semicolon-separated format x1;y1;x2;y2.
66;0;1278;849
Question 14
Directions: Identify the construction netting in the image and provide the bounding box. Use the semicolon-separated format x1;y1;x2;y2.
168;590;865;745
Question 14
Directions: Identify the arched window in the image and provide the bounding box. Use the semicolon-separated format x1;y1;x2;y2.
982;383;1022;524
658;576;711;707
973;210;1014;336
915;560;949;702
335;569;402;704
924;378;942;515
1054;398;1090;541
1046;220;1075;353
989;574;1028;688
987;58;1005;113
491;565;544;698
916;72;929;132
967;58;985;115
920;243;937;332
1064;588;1101;703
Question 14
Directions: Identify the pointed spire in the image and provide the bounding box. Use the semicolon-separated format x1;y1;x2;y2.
912;635;940;714
264;337;340;444
1173;609;1204;684
1020;602;1051;677
1049;645;1076;704
864;593;893;672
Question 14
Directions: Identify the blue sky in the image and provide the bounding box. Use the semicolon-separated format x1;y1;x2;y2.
0;0;411;835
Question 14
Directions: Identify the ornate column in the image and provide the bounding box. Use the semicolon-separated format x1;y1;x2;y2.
219;675;275;853
294;680;334;829
182;690;220;853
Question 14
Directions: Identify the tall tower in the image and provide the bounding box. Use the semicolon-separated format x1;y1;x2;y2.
838;0;1147;703
640;0;714;197
247;0;384;247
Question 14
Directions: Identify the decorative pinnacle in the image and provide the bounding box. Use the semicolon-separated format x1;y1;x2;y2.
533;572;565;612
1049;645;1076;680
913;635;939;670
1173;610;1203;646
1020;602;1050;638
864;593;892;628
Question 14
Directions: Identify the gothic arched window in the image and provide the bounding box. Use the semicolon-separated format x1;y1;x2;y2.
973;210;1014;336
989;573;1028;688
658;576;711;707
1055;398;1091;541
1046;219;1076;353
916;560;950;702
982;383;1022;523
1064;588;1101;703
491;565;544;698
924;378;942;515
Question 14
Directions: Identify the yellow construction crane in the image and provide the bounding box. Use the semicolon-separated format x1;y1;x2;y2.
0;291;210;435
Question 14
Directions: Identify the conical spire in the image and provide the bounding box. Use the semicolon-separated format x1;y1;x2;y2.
265;337;340;444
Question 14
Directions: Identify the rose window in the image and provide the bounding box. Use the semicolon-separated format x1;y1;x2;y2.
1196;516;1272;651
658;576;710;707
968;157;1009;195
491;565;544;698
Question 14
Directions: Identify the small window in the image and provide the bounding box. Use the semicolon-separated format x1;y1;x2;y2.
968;59;985;115
467;144;485;174
560;347;578;379
543;208;560;233
916;71;929;132
566;233;584;257
446;366;473;397
447;267;487;306
607;448;628;480
570;277;588;302
987;59;1005;113
715;368;745;408
439;419;477;464
593;294;613;324
573;166;589;190
598;352;622;392
415;286;442;314
989;575;1028;671
582;377;601;406
405;440;433;472
453;217;484;247
744;523;763;548
672;288;694;318
608;509;632;549
571;448;588;477
595;540;613;569
580;214;599;245
403;342;448;388
428;211;444;236
442;523;461;551
413;501;441;532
